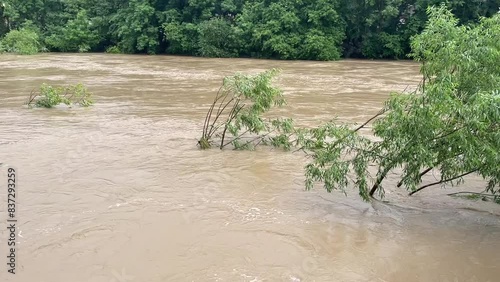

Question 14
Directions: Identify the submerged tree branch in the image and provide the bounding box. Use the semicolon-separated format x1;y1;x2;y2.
203;86;226;137
353;108;387;133
27;88;38;106
293;108;386;154
221;128;250;148
447;191;497;198
409;168;480;196
219;103;240;149
208;97;235;137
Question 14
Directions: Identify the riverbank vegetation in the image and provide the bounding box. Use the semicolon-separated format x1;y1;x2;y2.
200;6;500;201
0;0;498;59
27;83;94;108
0;21;44;54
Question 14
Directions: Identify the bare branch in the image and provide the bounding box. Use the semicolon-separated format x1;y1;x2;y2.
203;85;224;137
352;108;387;133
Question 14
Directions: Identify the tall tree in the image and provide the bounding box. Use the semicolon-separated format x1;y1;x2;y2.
0;2;9;37
237;0;345;60
110;0;159;54
45;9;99;52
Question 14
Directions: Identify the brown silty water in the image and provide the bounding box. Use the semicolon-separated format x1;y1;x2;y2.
0;54;499;282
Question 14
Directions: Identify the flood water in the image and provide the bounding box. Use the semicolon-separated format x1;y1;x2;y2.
0;54;499;282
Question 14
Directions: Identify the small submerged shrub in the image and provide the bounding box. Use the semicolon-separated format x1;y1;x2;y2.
448;192;500;205
105;46;121;54
199;68;296;150
27;83;94;108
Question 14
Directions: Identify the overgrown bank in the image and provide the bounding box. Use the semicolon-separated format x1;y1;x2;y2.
0;0;498;59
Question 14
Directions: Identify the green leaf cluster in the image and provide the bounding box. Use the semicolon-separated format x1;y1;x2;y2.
105;46;121;54
28;83;94;108
236;0;345;60
110;0;159;54
303;6;500;200
200;68;297;150
0;21;43;54
2;0;497;59
45;10;99;52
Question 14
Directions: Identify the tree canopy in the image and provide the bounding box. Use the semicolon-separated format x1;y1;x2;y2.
1;0;499;59
304;5;499;199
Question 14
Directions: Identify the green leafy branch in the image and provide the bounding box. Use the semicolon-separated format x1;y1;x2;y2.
27;83;94;108
199;68;295;150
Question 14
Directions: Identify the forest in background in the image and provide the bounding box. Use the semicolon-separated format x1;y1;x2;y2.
0;0;499;60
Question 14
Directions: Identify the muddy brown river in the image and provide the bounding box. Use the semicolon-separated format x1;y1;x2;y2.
0;54;499;282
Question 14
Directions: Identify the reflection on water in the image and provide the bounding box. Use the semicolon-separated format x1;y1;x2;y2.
0;54;499;282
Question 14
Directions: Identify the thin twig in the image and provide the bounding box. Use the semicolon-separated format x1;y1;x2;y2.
219;102;244;149
64;86;75;101
293;108;386;154
447;192;497;198
396;150;466;188
203;85;225;137
208;97;235;137
208;87;231;134
27;88;39;105
239;130;276;149
221;128;250;148
352;108;387;133
432;126;466;142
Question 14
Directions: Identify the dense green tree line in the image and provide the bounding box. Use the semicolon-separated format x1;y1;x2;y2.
0;0;498;59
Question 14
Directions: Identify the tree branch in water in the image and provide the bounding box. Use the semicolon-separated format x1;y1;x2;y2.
409;168;480;196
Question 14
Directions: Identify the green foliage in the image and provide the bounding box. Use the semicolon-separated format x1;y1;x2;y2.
302;6;500;200
0;3;8;37
105;46;121;54
298;119;377;199
110;0;158;54
197;17;239;57
341;0;406;58
28;83;94;108
200;6;499;202
449;192;500;204
0;22;43;54
341;0;500;59
45;10;99;52
1;0;499;59
163;21;199;55
236;0;345;60
237;1;301;59
200;69;296;150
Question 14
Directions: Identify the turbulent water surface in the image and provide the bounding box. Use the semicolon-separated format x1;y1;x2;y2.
0;54;499;282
